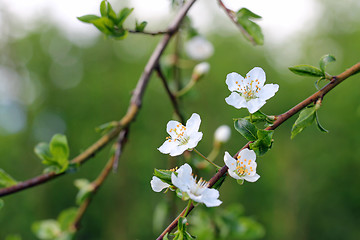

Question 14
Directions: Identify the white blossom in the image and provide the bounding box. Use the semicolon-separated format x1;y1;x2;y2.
193;62;210;77
224;149;260;182
185;36;214;60
171;163;222;207
158;113;203;156
214;125;231;143
225;67;279;114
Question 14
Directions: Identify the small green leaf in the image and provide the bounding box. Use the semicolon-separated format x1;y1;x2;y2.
236;179;244;185
234;118;258;141
50;134;69;161
163;233;170;240
289;65;324;77
236;8;263;45
95;121;119;135
249;129;274;156
0;169;17;187
315;111;329;133
107;2;117;22
32;220;61;239
57;208;78;231
34;143;53;164
153;169;174;185
319;54;336;74
77;15;100;23
135;20;147;32
74;179;94;205
100;0;107;17
117;8;134;27
89;17;115;35
0;199;4;210
291;106;317;139
212;174;227;190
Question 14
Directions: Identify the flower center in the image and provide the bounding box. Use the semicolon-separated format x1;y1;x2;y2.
167;123;189;145
235;77;261;101
190;177;208;196
234;155;254;177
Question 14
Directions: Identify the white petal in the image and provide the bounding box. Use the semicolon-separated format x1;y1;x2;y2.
186;113;201;135
186;132;203;149
225;92;247;109
226;72;244;92
201;188;222;207
150;176;170;192
169;144;188;156
258;84;279;101
246;67;266;87
166;120;181;138
158;140;178;154
224;151;236;172
239;148;257;162
244;98;266;114
228;168;241;180
244;173;260;182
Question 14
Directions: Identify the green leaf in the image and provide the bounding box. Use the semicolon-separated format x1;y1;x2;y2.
95;121;119;134
117;8;134;27
89;17;115;35
236;179;244;185
77;15;100;23
234;118;258;141
50;134;69;162
0;169;18;187
289;65;324;77
57;208;78;231
34;143;53;164
74;179;94;205
153;169;174;185
32;220;61;239
135;20;147;32
107;2;117;22
163;233;170;240
100;0;107;17
0;199;4;210
236;8;264;45
291;106;317;139
319;54;336;74
249;129;274;156
212;174;227;190
315;111;329;133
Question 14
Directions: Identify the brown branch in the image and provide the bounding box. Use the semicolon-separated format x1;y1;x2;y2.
155;65;185;123
70;128;128;232
217;0;257;45
157;62;360;239
0;0;198;198
128;29;169;36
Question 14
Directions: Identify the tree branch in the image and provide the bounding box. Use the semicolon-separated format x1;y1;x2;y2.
127;29;169;36
157;62;360;239
0;0;198;198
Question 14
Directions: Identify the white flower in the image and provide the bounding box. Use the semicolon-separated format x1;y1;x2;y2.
158;113;203;156
171;163;222;207
214;125;231;143
224;149;260;182
185;36;214;60
150;176;170;192
225;67;279;114
193;62;210;77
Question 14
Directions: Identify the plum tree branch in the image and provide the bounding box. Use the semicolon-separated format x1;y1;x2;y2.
0;0;198;198
157;62;360;239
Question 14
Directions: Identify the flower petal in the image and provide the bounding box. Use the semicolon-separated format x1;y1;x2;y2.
171;163;193;191
158;140;178;154
224;151;236;172
166;120;181;138
150;176;170;192
186;113;201;135
201;188;222;207
258;84;279;101
226;72;244;92
246;67;266;87
244;173;260;182
244;98;266;114
186;132;203;149
239;148;257;162
169;144;188;156
225;92;247;109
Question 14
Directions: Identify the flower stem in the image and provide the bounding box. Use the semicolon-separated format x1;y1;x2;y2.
176;79;196;97
183;199;193;217
193;148;221;169
249;113;253;123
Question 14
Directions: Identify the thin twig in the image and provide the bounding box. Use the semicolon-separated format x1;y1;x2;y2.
0;0;198;198
70;128;128;232
157;62;360;239
155;65;185;123
128;29;169;36
217;0;256;45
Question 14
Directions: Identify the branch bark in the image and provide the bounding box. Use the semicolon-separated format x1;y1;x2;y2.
157;62;360;239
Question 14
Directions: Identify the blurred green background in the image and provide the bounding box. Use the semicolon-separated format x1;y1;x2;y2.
1;0;360;239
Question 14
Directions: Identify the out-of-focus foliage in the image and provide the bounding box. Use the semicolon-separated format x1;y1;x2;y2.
0;0;360;239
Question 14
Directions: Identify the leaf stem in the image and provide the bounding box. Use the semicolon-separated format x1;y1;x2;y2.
193;148;221;169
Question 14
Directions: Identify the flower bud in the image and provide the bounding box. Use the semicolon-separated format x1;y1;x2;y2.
185;36;214;61
214;125;231;143
193;62;210;76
